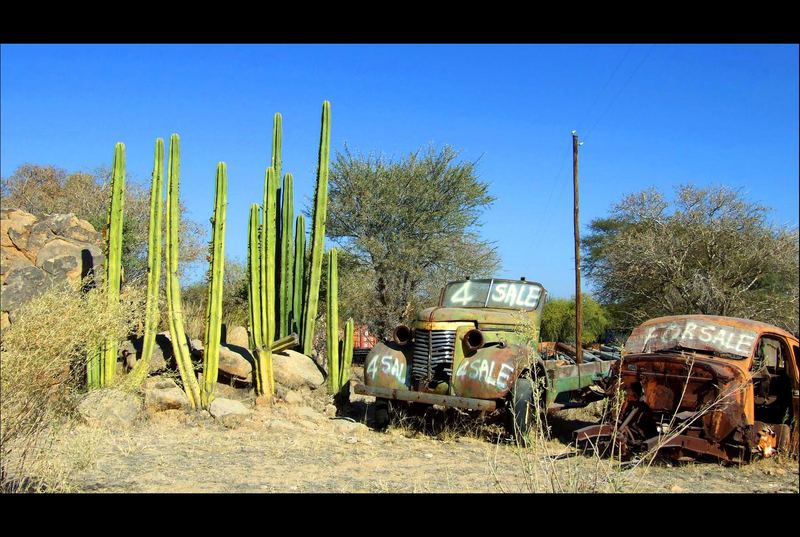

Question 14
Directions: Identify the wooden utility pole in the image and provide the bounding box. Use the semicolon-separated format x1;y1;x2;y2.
572;131;583;365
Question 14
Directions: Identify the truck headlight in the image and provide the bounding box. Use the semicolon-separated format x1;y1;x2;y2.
463;329;484;353
392;325;412;346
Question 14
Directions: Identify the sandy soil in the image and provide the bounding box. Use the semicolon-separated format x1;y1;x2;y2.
53;380;799;494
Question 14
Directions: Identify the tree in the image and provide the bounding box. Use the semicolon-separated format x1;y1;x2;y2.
540;294;610;344
583;184;799;333
1;164;206;283
327;145;500;338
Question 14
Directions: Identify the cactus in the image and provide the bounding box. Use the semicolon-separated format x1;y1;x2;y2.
247;203;264;349
292;214;306;337
88;142;126;388
261;167;278;345
164;134;201;409
326;248;339;394
271;113;282;193
279;173;294;338
301;100;331;355
200;163;227;408
127;138;164;387
340;317;354;390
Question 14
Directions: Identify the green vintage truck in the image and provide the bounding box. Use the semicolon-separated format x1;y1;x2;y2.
353;278;616;438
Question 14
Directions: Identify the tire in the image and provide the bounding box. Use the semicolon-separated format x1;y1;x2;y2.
506;378;536;445
373;398;391;431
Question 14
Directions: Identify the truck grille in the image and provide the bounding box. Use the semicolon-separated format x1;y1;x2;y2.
412;329;457;382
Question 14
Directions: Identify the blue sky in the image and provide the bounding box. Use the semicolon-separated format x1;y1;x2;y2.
2;44;798;298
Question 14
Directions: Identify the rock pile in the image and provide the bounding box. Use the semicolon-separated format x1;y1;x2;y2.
1;208;104;329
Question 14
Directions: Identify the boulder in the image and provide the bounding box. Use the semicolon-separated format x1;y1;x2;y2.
0;209;104;326
226;325;249;348
143;378;190;413
272;349;325;390
77;389;142;428
283;390;303;405
209;397;251;428
218;345;253;380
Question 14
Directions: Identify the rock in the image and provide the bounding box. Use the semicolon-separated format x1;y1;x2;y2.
209;397;251;428
333;419;369;436
283;390;303;405
324;404;338;418
227;325;249;348
77;389;142;428
190;339;204;352
669;484;685;493
272;350;325;390
294;406;327;424
218;345;253;380
345;437;358;444
0;265;49;313
1;210;104;325
143;378;190;413
1;312;9;331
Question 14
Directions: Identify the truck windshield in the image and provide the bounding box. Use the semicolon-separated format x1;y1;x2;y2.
625;319;758;359
441;279;543;310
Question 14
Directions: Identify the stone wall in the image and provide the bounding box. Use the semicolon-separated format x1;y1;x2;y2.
0;208;105;329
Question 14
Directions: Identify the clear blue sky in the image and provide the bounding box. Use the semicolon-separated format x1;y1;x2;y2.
2;44;798;298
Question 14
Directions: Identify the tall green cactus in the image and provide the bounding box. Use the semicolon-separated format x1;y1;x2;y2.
292;214;306;336
279;173;294;338
326;248;339;394
200;163;227;408
340;318;354;390
271;113;282;193
301;100;331;355
89;142;126;387
247;203;264;350
127;138;164;388
261;166;278;345
164;134;201;409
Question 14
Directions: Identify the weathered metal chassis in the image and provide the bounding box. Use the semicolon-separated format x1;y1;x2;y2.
575;353;758;462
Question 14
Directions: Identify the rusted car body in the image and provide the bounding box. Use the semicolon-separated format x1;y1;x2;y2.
353;278;616;434
576;315;800;462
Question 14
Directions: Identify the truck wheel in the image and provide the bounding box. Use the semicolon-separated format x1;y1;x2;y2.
506;378;540;445
373;398;391;431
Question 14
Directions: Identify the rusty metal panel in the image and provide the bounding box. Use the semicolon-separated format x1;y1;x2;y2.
452;344;523;399
363;341;412;390
354;383;496;412
625;317;759;358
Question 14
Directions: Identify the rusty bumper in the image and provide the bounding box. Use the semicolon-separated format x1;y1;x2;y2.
353;383;497;412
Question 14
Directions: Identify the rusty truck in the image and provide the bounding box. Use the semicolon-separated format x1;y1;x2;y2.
353;278;617;438
575;315;800;462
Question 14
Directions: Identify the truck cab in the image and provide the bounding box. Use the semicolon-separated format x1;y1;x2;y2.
354;278;616;438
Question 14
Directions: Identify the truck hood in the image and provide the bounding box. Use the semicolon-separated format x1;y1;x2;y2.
418;306;525;325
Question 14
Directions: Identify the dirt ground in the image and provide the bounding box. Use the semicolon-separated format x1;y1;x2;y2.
46;377;799;494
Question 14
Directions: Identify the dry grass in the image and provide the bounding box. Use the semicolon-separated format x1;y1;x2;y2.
0;280;144;492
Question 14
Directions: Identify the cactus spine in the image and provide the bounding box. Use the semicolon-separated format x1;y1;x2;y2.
164;134;201;409
279;173;294;338
340;318;354;390
127;138;164;387
292;214;306;336
326;248;339;394
261;167;278;345
89;142;126;387
200;163;227;408
247;204;264;349
301;100;331;355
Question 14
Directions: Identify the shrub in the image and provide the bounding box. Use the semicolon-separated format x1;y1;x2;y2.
0;281;143;491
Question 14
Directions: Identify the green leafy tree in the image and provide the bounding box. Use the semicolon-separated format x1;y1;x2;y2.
583;184;799;332
540;294;610;344
327;145;500;338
